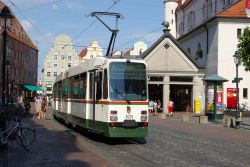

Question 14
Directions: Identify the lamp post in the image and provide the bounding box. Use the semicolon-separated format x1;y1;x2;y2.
233;50;242;129
1;6;14;106
0;7;14;146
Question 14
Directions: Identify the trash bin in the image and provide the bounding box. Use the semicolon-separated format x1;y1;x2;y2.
194;98;201;114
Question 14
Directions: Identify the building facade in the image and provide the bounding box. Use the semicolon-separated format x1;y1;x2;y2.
43;34;79;95
163;0;179;38
141;30;205;114
79;41;103;61
175;0;250;111
0;2;38;102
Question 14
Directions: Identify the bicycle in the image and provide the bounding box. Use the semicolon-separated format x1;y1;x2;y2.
0;116;36;150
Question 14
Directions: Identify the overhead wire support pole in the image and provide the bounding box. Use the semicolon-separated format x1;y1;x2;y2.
90;12;123;57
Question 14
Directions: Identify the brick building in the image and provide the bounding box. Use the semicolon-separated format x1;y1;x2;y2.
0;2;38;102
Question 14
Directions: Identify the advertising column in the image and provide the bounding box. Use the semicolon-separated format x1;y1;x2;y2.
205;82;224;120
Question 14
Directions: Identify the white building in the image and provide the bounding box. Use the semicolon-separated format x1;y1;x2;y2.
79;41;103;61
43;34;79;95
163;0;179;38
174;0;250;114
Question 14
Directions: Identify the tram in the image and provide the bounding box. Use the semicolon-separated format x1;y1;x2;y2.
52;56;148;138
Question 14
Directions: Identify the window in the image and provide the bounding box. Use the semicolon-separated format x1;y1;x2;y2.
243;88;248;99
96;71;103;100
171;10;173;14
195;43;203;61
47;72;51;77
103;69;108;99
188;11;195;30
54;64;57;67
63;79;68;98
79;73;87;99
54;72;57;77
68;63;71;67
72;75;80;98
237;28;242;39
68;56;71;60
54;55;58;60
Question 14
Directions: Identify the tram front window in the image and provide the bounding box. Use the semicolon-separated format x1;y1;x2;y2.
109;62;147;101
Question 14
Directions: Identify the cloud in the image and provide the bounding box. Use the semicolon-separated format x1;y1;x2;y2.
52;4;59;10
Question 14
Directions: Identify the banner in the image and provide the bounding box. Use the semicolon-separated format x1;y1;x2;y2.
246;0;250;17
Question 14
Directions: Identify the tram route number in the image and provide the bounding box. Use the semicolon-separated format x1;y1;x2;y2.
125;115;133;120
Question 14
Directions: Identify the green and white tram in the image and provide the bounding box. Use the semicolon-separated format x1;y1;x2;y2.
52;56;148;138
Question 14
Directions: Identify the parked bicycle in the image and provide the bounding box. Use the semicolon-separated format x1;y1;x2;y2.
0;116;36;150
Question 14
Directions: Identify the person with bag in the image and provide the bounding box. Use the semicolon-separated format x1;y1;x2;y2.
41;96;47;120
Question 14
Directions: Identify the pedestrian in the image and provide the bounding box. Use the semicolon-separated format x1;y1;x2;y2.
41;96;47;120
167;98;174;117
157;100;161;112
34;95;42;119
153;100;158;116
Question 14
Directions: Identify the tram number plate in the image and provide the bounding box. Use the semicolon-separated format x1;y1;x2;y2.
122;120;137;127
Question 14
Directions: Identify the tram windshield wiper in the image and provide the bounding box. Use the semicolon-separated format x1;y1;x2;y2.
114;89;131;104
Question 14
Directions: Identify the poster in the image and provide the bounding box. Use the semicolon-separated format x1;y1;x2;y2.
246;0;250;18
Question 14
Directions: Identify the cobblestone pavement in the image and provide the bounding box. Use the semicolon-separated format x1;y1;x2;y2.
1;105;250;167
0;103;114;167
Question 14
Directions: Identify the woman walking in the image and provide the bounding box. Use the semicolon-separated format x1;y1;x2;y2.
41;96;47;120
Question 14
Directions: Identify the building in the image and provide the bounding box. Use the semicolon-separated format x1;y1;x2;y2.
112;41;148;57
175;0;250;114
0;2;38;102
141;29;205;114
79;41;103;61
43;34;79;95
163;0;179;38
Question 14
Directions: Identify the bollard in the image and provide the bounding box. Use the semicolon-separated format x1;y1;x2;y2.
199;116;208;124
182;113;189;122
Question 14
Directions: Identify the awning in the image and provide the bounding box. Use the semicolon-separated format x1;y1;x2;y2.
203;74;228;82
23;84;43;91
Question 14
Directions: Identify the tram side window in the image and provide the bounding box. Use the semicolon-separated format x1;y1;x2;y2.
72;75;80;98
89;72;94;99
96;71;102;100
103;69;108;99
79;73;87;99
63;79;69;99
53;83;57;99
58;82;62;100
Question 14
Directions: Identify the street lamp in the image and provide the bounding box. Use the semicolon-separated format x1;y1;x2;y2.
0;6;14;146
233;50;242;129
0;6;14;106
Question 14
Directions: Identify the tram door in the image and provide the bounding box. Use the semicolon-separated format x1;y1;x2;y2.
87;70;102;129
87;71;95;129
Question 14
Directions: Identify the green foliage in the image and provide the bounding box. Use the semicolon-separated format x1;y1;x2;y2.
238;27;250;71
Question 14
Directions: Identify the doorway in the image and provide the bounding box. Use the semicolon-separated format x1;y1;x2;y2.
170;85;192;111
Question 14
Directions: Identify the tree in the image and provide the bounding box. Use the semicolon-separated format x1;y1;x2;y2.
237;27;250;71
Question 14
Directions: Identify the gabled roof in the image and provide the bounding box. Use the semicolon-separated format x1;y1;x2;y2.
0;2;38;50
217;0;246;18
79;48;88;58
140;30;204;69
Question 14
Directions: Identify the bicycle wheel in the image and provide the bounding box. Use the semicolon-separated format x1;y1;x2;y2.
21;127;36;145
17;128;30;150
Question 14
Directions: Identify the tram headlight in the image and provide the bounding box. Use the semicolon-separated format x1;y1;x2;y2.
141;116;147;121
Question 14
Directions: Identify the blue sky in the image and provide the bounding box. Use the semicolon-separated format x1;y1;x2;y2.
3;0;165;80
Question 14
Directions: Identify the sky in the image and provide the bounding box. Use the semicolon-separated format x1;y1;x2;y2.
3;0;165;81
